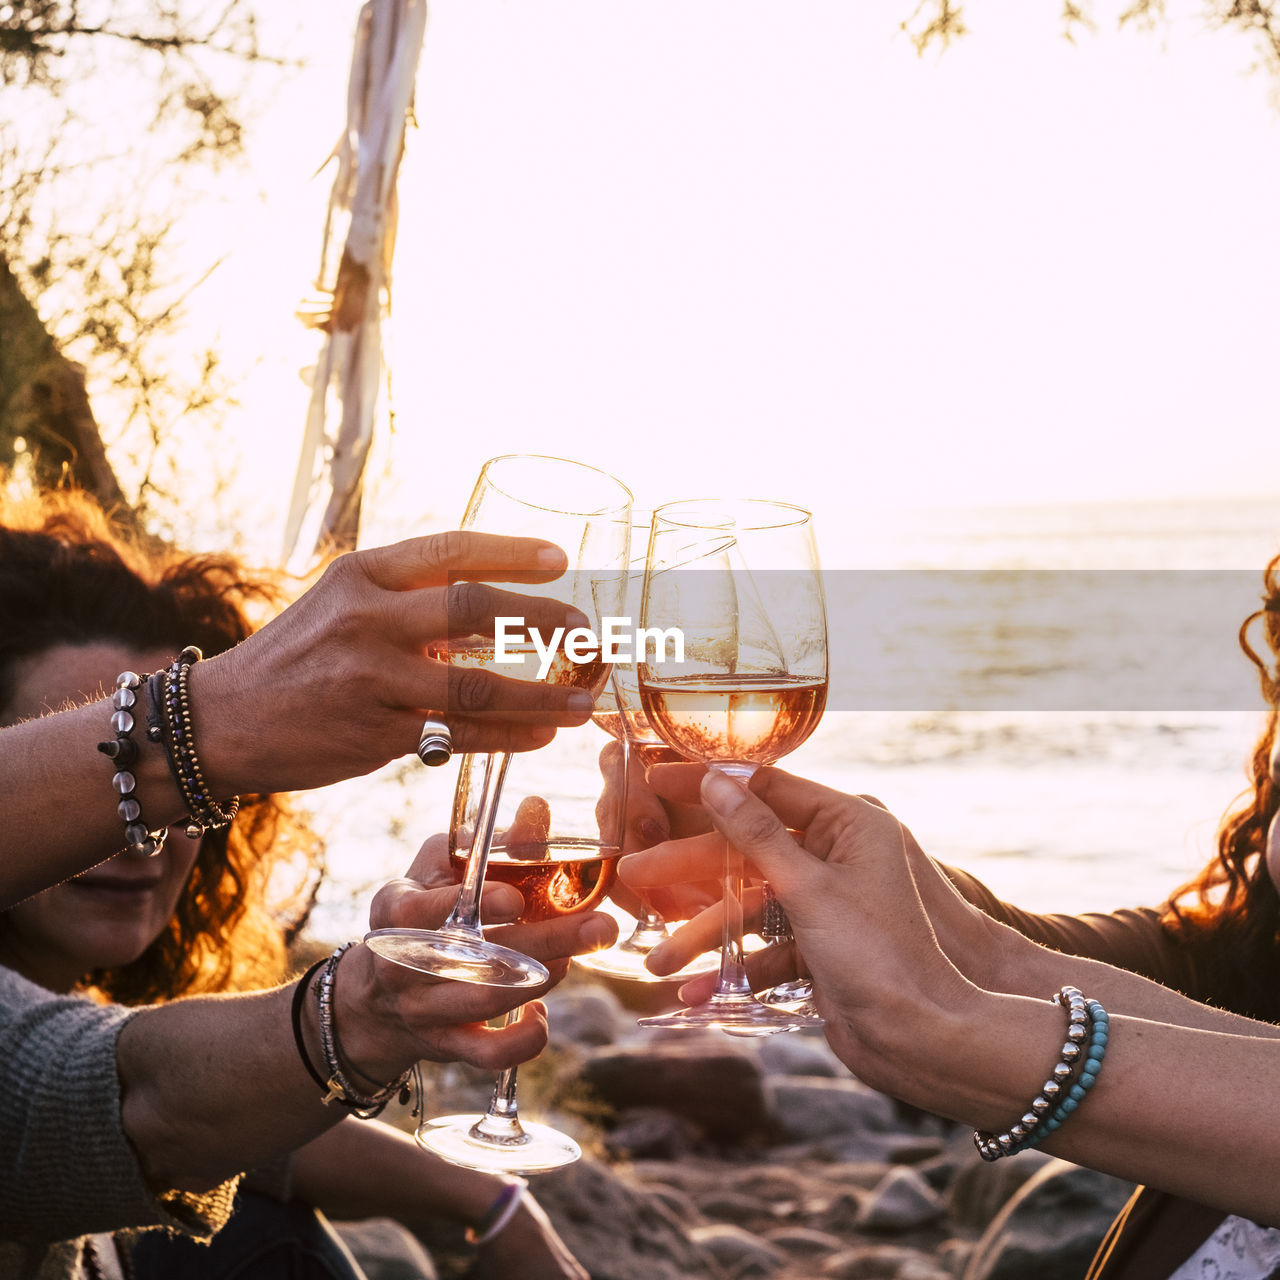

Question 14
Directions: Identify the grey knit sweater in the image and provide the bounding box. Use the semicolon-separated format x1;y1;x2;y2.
0;965;239;1279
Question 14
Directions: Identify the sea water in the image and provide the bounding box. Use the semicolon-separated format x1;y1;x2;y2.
306;494;1280;937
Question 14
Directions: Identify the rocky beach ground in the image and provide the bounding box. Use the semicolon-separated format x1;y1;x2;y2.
333;975;1136;1280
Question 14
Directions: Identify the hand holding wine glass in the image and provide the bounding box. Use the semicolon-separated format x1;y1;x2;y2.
578;667;721;983
418;718;626;1173
365;455;631;987
635;498;827;1035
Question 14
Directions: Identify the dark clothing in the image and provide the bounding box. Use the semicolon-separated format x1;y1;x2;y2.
127;1191;367;1280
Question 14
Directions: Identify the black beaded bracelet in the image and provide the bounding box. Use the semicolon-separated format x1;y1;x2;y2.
159;646;239;838
97;671;168;858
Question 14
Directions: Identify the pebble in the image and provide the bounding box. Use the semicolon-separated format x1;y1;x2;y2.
352;977;1136;1280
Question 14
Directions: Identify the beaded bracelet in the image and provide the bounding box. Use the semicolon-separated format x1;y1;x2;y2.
289;952;392;1114
466;1178;528;1246
315;943;413;1118
158;646;239;838
973;986;1110;1161
97;671;168;858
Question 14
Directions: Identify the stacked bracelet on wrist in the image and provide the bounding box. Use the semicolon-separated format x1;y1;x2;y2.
149;646;239;839
98;672;168;858
290;944;413;1119
973;986;1109;1161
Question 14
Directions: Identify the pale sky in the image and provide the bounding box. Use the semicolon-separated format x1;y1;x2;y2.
176;0;1280;565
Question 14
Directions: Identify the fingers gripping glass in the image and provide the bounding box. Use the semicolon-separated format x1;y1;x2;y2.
365;455;632;986
634;499;828;1035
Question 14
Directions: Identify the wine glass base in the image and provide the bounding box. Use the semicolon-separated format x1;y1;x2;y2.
363;928;549;987
417;1114;582;1174
638;994;822;1037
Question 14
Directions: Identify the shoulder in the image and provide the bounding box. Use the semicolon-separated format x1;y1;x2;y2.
0;964;137;1067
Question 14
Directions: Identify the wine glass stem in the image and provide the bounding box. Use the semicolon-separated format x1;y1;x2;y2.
709;763;757;1001
623;897;670;951
444;751;512;936
713;841;754;998
472;1008;526;1141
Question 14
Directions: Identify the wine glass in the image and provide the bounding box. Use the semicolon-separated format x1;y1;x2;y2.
634;498;827;1035
365;454;631;986
577;653;719;983
418;717;626;1172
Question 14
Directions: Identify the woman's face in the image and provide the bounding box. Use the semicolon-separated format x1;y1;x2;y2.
0;641;200;993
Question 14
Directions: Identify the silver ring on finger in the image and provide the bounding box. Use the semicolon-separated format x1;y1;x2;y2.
417;714;453;767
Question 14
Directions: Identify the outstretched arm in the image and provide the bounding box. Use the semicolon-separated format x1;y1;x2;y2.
114;864;613;1194
0;530;593;908
622;766;1280;1225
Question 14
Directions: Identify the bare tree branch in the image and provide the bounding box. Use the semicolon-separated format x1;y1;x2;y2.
902;0;969;55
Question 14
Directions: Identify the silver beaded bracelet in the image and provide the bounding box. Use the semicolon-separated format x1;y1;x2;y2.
97;671;168;858
973;985;1108;1161
315;943;412;1118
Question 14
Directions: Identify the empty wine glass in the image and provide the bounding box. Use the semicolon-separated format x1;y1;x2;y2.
418;717;625;1172
635;499;827;1036
365;455;631;986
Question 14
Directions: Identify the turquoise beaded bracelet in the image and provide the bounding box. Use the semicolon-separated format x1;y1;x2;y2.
973;986;1109;1161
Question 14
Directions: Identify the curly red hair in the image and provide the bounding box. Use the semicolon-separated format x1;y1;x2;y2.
0;485;324;1004
1162;552;1280;1021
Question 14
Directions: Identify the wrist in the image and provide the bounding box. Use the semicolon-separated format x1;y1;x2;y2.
181;655;246;801
854;970;986;1106
465;1178;528;1246
89;690;188;833
328;944;418;1084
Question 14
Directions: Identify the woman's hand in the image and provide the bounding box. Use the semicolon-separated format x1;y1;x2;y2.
352;834;617;1073
472;1193;589;1280
195;530;598;798
620;766;974;1084
599;752;720;919
625;762;1010;995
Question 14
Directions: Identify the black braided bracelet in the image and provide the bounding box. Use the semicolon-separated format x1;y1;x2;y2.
290;958;341;1100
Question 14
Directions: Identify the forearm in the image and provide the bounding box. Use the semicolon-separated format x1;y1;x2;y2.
117;984;348;1193
0;700;189;908
858;981;1280;1225
981;923;1280;1037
